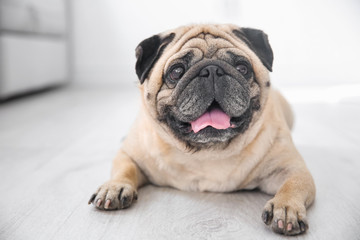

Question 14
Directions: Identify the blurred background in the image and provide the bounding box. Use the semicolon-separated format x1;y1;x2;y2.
0;0;359;101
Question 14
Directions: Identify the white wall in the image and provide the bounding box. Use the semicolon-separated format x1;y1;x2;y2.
72;0;360;87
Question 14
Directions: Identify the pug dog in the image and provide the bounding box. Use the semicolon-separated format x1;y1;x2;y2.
88;24;315;236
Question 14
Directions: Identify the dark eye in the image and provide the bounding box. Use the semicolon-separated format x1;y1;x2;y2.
169;66;185;81
236;64;248;75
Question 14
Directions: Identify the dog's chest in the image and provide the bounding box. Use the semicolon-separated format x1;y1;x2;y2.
141;151;256;192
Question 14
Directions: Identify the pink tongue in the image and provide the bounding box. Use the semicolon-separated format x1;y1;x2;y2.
191;108;231;133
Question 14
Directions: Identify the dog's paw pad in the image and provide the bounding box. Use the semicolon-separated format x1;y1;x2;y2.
88;181;137;210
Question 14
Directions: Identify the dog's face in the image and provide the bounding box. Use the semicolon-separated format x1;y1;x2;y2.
135;24;273;149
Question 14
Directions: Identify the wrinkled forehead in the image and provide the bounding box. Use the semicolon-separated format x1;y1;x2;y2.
181;33;234;58
164;32;250;71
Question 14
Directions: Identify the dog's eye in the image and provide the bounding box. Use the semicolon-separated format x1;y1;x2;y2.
236;64;248;75
169;66;185;81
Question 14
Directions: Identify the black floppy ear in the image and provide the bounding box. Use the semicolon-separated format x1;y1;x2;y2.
135;33;175;84
232;28;273;72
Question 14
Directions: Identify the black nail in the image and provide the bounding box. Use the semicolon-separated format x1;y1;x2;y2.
262;211;269;223
88;194;96;205
262;211;272;225
121;196;130;208
299;221;307;232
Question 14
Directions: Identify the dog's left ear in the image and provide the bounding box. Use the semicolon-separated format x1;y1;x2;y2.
135;33;175;84
232;28;273;72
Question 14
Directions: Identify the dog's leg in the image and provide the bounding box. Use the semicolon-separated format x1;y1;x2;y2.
261;166;315;235
88;150;147;210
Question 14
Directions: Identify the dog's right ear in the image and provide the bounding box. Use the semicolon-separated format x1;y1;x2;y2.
135;33;175;84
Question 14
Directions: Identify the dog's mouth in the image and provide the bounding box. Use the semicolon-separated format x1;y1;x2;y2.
190;102;233;133
162;98;257;147
169;101;250;135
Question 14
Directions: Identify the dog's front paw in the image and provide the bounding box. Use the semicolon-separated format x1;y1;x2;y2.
262;197;308;235
88;181;138;210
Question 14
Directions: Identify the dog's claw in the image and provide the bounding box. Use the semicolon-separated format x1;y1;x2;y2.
287;223;293;231
299;221;307;233
88;193;96;205
96;199;102;207
104;199;111;209
262;210;272;225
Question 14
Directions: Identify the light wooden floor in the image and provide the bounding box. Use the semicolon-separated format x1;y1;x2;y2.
0;85;359;240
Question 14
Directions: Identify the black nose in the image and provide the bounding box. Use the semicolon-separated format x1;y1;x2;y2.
199;65;225;78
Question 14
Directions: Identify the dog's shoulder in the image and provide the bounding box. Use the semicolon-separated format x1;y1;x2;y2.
264;89;294;131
